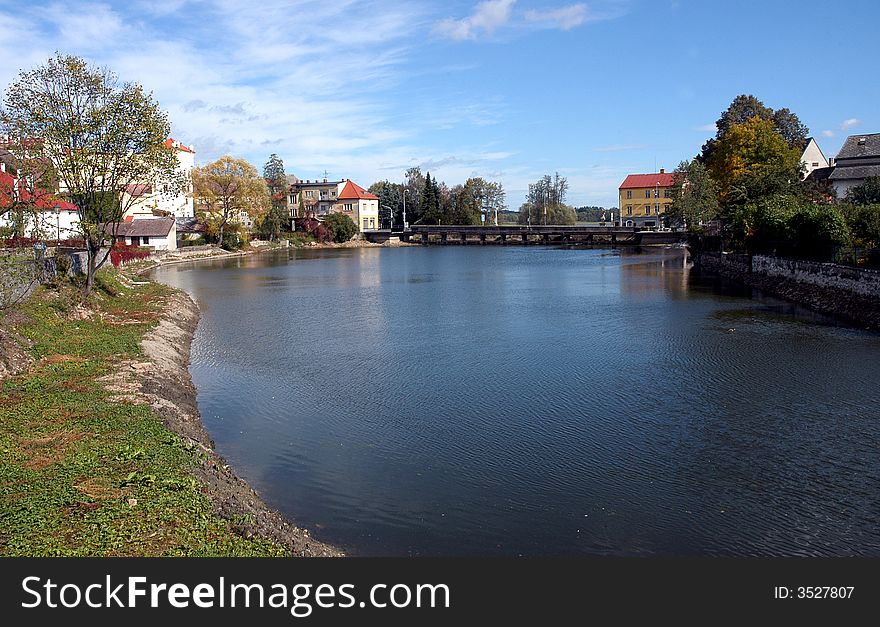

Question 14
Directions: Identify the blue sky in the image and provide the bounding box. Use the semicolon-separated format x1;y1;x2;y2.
1;0;878;208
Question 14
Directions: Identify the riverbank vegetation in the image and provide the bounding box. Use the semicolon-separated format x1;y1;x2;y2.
0;269;290;556
670;94;879;267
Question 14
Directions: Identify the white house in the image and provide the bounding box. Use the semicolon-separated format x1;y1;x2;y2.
123;138;195;220
829;133;880;199
114;217;177;251
0;160;81;240
800;137;829;179
336;179;379;232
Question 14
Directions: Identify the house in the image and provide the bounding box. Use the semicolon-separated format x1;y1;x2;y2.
113;217;177;250
175;216;207;244
829;133;880;199
123;138;196;220
618;169;675;228
337;180;379;231
288;176;379;232
0;158;81;240
800;137;829;179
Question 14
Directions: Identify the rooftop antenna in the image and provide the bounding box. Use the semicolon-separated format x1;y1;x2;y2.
323;169;330;181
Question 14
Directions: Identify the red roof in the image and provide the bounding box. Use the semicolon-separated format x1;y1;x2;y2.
337;180;378;201
165;138;195;153
619;172;674;190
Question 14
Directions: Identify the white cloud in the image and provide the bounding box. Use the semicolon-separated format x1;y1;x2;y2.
694;123;717;133
821;130;835;138
840;118;861;131
524;4;589;31
433;0;516;41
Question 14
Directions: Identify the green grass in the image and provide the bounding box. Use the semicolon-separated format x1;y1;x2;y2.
0;268;287;556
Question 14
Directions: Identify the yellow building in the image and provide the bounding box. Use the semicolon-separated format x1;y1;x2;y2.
618;169;674;228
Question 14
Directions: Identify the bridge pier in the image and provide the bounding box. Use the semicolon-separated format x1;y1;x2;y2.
562;234;571;245
421;233;429;244
441;233;448;245
479;233;486;245
460;232;467;245
542;233;550;244
500;233;507;245
521;233;528;244
611;233;616;246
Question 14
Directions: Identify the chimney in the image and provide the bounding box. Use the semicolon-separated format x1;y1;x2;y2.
659;168;665;174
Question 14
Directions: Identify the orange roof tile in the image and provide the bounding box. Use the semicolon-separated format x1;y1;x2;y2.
165;138;195;153
337;179;378;200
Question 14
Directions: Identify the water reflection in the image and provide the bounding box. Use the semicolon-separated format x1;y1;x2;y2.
152;246;880;556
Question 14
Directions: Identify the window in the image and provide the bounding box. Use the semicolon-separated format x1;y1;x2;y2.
344;203;353;211
142;237;150;244
645;190;651;198
369;218;375;229
664;189;672;198
655;204;660;214
645;207;651;215
363;218;369;230
626;206;632;216
320;191;328;200
626;190;632;199
654;188;660;198
305;190;314;198
331;191;336;197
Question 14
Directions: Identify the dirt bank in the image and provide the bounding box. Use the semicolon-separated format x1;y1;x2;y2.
119;290;344;556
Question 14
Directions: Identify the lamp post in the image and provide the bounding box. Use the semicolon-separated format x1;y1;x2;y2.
403;189;409;230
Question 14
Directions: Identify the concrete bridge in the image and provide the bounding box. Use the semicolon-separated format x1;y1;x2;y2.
363;225;684;246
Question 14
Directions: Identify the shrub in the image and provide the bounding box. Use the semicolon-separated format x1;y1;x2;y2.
109;243;151;267
324;213;358;243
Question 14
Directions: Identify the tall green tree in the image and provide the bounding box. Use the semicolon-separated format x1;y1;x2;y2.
666;160;720;232
193;156;269;248
420;172;443;224
260;153;287;240
369;180;403;228
0;53;183;296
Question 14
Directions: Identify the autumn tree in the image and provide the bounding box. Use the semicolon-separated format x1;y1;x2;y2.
700;94;809;165
193;156;269;248
0;54;183;296
666;160;720;232
260;153;288;240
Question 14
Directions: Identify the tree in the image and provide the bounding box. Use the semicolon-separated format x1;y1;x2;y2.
0;54;182;296
403;167;425;225
193;156;269;248
845;176;880;206
260;154;288;240
706;116;803;204
700;94;809;166
666;160;720;232
369;180;403;229
420;172;443;224
517;173;576;225
324;213;358;243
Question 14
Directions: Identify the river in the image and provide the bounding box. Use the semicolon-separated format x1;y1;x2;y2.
152;245;880;556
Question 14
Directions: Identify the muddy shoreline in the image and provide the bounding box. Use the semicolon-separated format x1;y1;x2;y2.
138;289;344;556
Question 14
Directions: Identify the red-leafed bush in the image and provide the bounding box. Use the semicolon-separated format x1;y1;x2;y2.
109;243;151;267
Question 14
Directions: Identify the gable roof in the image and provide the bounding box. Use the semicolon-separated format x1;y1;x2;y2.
619;172;674;190
835;133;880;160
337;179;378;200
801;137;828;162
116;218;175;238
828;164;880;181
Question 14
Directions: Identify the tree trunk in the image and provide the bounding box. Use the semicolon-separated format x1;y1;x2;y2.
218;221;225;248
82;241;99;298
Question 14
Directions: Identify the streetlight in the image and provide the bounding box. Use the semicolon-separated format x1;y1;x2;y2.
402;189;409;230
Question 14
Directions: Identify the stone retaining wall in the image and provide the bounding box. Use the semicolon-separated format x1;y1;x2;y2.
696;252;879;329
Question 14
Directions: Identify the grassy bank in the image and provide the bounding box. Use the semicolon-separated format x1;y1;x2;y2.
0;270;288;556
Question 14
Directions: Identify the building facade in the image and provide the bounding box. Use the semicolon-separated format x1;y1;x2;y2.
618;170;674;228
800;137;829;179
123;138;196;220
289;177;379;232
828;133;880;199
